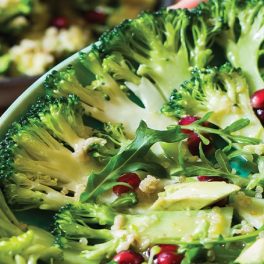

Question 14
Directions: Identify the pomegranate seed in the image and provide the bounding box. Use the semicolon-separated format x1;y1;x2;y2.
187;133;201;156
158;245;178;254
85;10;107;24
156;252;184;264
213;197;229;207
51;16;69;29
251;89;264;109
113;250;144;264
255;108;264;124
197;176;226;182
179;116;199;134
113;173;141;196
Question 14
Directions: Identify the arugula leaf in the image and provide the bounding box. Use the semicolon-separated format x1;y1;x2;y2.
223;119;250;134
181;116;261;146
215;149;232;173
80;121;186;202
176;146;248;186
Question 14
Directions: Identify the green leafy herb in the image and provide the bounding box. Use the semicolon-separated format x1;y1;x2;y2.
110;192;138;209
154;225;264;246
176;147;248;186
80;121;186;202
181;114;261;147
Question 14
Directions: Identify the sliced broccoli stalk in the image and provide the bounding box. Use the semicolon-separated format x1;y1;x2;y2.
162;64;264;140
53;202;233;263
45;49;173;136
98;6;223;99
0;96;105;210
0;227;62;264
0;189;23;238
0;189;62;263
218;0;264;92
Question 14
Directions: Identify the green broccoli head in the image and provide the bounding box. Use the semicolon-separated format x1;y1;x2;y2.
91;122;131;162
45;49;173;137
218;0;264;92
53;202;117;263
0;95;103;210
162;63;264;140
99;6;223;99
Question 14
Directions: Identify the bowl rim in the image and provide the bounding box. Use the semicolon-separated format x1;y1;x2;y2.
0;45;93;138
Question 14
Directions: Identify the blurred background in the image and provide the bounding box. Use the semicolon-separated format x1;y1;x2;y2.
0;0;175;114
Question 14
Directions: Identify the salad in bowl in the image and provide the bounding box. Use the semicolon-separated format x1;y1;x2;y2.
1;0;264;263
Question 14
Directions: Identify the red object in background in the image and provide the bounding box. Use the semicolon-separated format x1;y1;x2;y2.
85;10;107;24
51;16;70;29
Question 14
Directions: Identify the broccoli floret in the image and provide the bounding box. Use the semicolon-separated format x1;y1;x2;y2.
53;202;233;264
45;49;174;136
0;189;62;264
162;64;264;139
0;95;106;210
99;6;223;99
218;0;264;92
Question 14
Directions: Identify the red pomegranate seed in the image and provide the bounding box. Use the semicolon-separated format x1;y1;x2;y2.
187;133;201;156
255;108;264;124
85;10;107;24
156;252;184;264
113;173;141;196
197;176;226;182
158;245;178;254
179;116;199;134
251;89;264;109
113;250;144;264
213;197;229;207
51;16;69;29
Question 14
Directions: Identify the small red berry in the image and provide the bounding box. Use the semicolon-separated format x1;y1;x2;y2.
197;176;226;182
113;250;144;264
85;10;107;24
158;245;178;254
255;108;264;124
187;132;201;156
213;197;229;207
251;89;264;109
178;116;199;134
113;173;141;196
51;16;69;29
156;252;184;264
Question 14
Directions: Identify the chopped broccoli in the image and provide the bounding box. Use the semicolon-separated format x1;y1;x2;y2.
162;64;264;140
0;95;122;210
45;50;174;137
218;0;264;92
99;5;223;99
0;189;62;264
53;202;233;264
